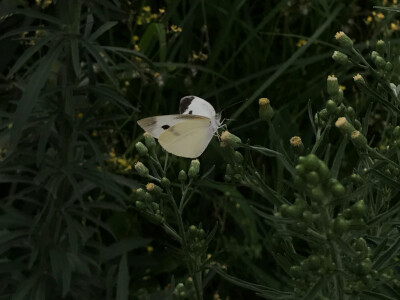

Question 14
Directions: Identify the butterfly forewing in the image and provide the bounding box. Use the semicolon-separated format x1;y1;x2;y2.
180;96;216;118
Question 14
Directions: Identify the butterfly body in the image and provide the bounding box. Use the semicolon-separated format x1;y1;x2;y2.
137;96;221;158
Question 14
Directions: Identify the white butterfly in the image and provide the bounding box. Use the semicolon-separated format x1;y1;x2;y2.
137;96;221;158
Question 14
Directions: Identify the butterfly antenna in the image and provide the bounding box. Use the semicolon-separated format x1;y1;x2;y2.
219;100;245;114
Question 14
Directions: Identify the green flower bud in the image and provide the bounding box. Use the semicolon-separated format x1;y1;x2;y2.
178;170;187;182
358;258;372;275
161;177;171;188
294;175;306;188
371;51;379;61
343;208;352;219
326;100;337;114
351;200;367;217
146;182;162;194
335;31;353;51
331;182;345;197
351;130;368;149
136;188;146;200
258;98;274;121
376;40;386;56
135;162;149;177
225;164;234;176
327;75;339;96
318;160;331;180
151;202;160;211
354;119;362;130
335;117;356;135
189;225;197;234
353;238;368;253
143;132;156;149
393;126;400;137
286;205;303;219
308;255;321;270
188;159;200;178
290;265;302;278
294;198;307;209
332;50;349;65
310;186;325;202
135;200;146;210
306;171;320;185
135;142;148;156
220;130;241;149
374;56;386;69
303;154;320;171
353;73;365;85
290;136;304;154
280;204;290;217
233;151;244;164
319;108;329;121
347;106;356;120
333;215;350;234
144;191;152;203
302;210;314;223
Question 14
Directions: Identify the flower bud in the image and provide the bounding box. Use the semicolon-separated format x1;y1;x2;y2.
318;160;331;180
353;237;368;253
303;154;320;171
332;51;349;65
331;182;345;197
393;126;400;137
333;215;350;234
160;177;171;188
354;119;362;130
146;182;162;194
376;40;386;56
374;56;386;69
135;200;146;210
353;73;365;85
335;117;356;135
135;142;148;156
371;51;379;61
220;130;241;149
326;100;337;114
319;108;329;121
327;75;339;96
135;162;149;177
233;151;244;164
178;170;187;182
188;159;200;178
347;106;356;120
143;132;156;149
385;62;393;72
306;171;320;185
351;200;367;217
290;136;304;154
351;130;368;149
335;31;353;50
136;188;146;200
258;98;274;121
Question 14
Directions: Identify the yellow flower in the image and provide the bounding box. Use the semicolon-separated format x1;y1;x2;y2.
91;130;98;137
377;12;385;19
150;14;158;19
394;0;398;4
147;245;154;253
391;22;399;30
142;6;151;12
296;39;307;47
170;25;182;33
159;8;165;14
339;85;346;91
153;72;160;78
125;80;130;86
134;44;140;52
372;11;377;16
366;16;372;22
77;112;83;119
109;148;116;158
132;35;139;42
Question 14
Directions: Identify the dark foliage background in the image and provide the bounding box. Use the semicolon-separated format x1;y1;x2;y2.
1;0;400;299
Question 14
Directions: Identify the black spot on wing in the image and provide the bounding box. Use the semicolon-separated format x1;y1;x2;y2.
180;96;195;114
189;110;193;114
162;125;170;129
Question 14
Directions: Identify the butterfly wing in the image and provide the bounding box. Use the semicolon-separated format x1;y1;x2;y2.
137;115;197;138
180;96;216;118
158;117;214;158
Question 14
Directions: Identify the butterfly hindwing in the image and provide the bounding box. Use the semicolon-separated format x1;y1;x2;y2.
158;117;214;158
137;114;201;138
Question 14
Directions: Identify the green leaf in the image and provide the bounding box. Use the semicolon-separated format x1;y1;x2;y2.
301;276;329;300
88;21;118;42
102;237;151;261
373;237;400;270
9;41;63;153
116;253;129;300
331;136;347;179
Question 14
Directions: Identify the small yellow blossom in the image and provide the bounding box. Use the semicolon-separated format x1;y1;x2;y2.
146;245;154;253
150;14;158;19
372;11;377;16
142;6;151;12
296;39;307;47
125;80;130;86
394;0;398;4
366;16;372;22
391;22;399;30
77;112;83;119
339;85;346;91
159;8;165;14
153;72;160;78
134;44;140;52
235;203;240;208
91;130;98;137
170;25;182;33
377;12;385;19
132;35;139;42
109;148;116;158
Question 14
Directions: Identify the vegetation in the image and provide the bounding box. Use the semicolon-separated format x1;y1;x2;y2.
1;0;400;299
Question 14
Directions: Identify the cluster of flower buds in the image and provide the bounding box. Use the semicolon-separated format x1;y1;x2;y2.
187;225;206;255
134;185;164;223
335;117;368;150
173;277;195;299
224;150;244;183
